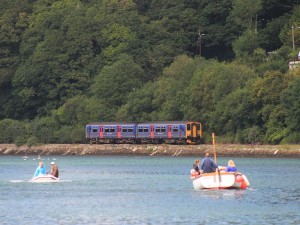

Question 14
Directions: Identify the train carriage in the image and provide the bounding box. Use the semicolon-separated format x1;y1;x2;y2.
86;121;202;144
136;121;201;144
86;122;137;144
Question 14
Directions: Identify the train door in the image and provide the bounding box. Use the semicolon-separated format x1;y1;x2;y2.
150;125;154;139
117;126;121;139
168;125;172;138
191;123;197;139
179;125;184;138
99;126;103;138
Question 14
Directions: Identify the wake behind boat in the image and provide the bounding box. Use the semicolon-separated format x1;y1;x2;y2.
29;174;59;183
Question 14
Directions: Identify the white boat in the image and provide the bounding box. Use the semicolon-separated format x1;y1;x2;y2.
29;174;59;183
190;171;250;190
190;133;250;190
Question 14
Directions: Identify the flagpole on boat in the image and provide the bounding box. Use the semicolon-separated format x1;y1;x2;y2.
212;133;217;163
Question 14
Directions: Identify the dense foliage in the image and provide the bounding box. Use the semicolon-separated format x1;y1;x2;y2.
0;0;299;145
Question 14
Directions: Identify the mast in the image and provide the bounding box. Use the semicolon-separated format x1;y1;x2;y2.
212;133;217;163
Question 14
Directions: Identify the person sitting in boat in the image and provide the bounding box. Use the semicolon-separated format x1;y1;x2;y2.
192;159;201;175
225;160;237;172
50;162;59;178
200;153;218;173
33;161;46;177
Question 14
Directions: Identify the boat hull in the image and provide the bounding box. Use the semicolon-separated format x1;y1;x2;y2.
191;172;250;190
30;175;59;183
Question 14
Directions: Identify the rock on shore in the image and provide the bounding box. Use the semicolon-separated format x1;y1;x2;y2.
0;144;299;157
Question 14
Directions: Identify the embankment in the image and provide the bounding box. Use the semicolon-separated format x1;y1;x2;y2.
0;144;300;157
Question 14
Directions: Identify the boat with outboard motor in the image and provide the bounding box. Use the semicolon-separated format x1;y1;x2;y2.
190;133;250;190
29;174;59;183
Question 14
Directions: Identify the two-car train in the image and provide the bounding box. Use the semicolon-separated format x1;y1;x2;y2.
86;121;202;144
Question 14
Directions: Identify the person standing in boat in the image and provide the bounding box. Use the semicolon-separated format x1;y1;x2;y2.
225;160;237;172
193;159;201;175
200;153;218;173
50;162;59;178
33;161;46;177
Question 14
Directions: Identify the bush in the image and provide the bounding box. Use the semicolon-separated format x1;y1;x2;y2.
26;136;39;147
0;119;29;144
55;125;85;144
281;132;300;144
30;117;59;143
235;126;262;144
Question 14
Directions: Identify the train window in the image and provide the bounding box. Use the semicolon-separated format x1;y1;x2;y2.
155;128;161;132
123;128;128;132
196;124;200;130
92;128;98;132
104;128;109;132
187;124;191;130
128;128;133;132
161;128;166;132
144;128;149;132
138;128;143;132
173;128;178;132
111;128;115;132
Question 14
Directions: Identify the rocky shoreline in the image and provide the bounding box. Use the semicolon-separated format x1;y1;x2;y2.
0;144;300;157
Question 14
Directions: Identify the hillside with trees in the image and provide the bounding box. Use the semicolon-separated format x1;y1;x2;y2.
0;0;299;145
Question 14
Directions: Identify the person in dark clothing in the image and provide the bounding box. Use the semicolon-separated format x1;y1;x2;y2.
192;159;200;175
50;162;59;178
200;153;218;173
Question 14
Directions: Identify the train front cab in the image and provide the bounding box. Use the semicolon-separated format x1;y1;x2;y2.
86;125;100;144
186;121;202;144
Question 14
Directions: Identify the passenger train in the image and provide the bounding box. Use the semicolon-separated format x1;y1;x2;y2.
86;121;202;144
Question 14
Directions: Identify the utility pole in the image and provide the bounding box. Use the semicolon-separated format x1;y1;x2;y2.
292;25;295;51
197;28;205;56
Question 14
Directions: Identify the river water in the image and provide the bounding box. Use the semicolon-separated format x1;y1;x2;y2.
0;155;299;224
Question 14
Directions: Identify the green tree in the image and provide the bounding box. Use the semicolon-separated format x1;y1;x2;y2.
258;14;290;51
251;70;289;142
184;61;257;131
281;76;300;143
231;0;262;31
0;119;28;144
210;88;257;136
0;0;31;119
9;0;96;119
279;5;300;52
92;54;144;114
53;95;104;126
116;82;156;121
232;31;260;60
151;55;206;120
30;117;59;144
